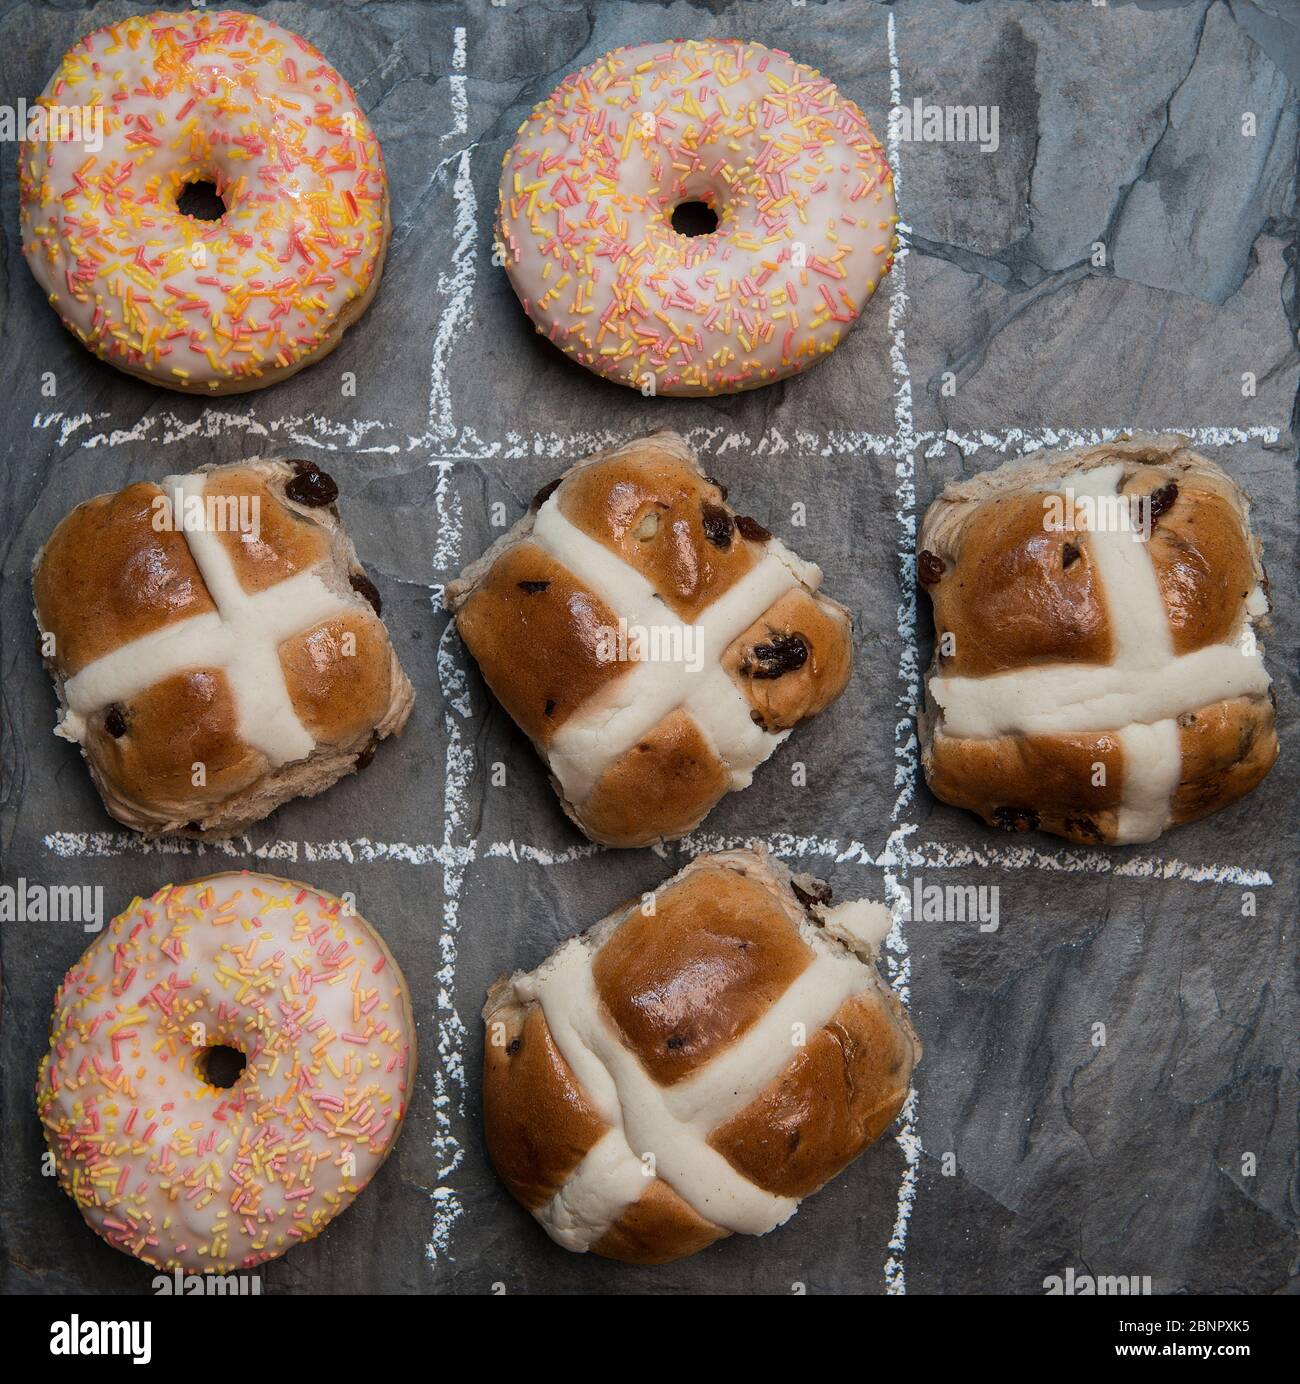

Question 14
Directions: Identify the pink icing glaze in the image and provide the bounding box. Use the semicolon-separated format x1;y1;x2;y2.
37;873;414;1273
497;38;897;396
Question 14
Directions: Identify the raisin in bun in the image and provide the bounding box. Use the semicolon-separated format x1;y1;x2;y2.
32;459;414;837
446;431;853;848
917;435;1276;844
483;847;918;1264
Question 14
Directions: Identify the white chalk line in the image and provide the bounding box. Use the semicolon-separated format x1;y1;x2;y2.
32;407;405;454
431;457;463;574
428;621;474;1263
421;26;477;1269
929;423;1282;459
445;25;468;140
484;838;603;867
418;143;478;450
417;421;1280;463
883;11;919;1294
480;834;1273;887
31;410;1279;462
910;841;1274;887
41;830;463;866
41;826;1273;889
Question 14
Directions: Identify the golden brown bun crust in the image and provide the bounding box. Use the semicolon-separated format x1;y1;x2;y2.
1171;696;1279;826
33;481;217;676
575;708;731;848
590;1179;730;1265
922;490;1112;676
482;998;607;1212
710;991;916;1200
279;613;395;744
452;540;626;747
209;468;330;591
593;867;813;1085
1143;482;1256;655
80;669;265;817
723;587;854;731
558;445;759;621
925;728;1125;844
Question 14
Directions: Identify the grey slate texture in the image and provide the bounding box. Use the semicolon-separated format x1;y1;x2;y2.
0;0;1295;1295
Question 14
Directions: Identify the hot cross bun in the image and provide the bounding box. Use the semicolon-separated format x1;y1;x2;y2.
483;847;918;1264
32;459;413;836
917;436;1276;844
447;431;854;848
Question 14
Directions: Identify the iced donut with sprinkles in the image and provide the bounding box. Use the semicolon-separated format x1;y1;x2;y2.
496;38;896;396
18;10;389;393
36;873;415;1273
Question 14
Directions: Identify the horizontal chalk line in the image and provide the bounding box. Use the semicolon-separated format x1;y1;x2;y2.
33;412;1278;461
41;831;471;867
41;829;1270;887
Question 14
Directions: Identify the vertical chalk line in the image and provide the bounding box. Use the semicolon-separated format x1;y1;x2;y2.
423;59;479;448
446;25;468;139
425;25;478;1265
881;7;922;1297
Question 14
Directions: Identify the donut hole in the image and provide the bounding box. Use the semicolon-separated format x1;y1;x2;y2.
176;179;226;222
198;1043;247;1089
671;200;719;238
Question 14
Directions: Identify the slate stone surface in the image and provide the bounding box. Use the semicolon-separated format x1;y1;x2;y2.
0;0;1295;1296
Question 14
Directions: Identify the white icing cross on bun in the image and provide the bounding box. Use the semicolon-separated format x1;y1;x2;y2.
64;471;348;765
